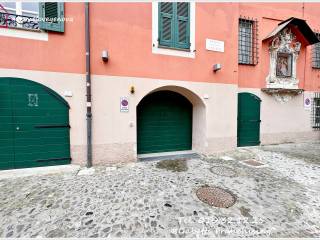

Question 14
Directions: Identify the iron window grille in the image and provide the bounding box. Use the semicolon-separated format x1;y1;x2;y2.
0;12;39;30
312;32;320;69
0;2;39;30
312;92;320;129
238;17;259;65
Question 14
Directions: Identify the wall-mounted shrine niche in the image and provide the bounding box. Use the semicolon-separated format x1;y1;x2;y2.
262;18;319;102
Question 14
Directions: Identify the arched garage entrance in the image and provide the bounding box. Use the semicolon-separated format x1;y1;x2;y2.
237;92;261;147
137;90;193;154
0;77;71;170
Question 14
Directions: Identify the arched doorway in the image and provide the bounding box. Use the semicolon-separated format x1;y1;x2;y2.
237;92;261;147
137;90;193;154
0;77;71;170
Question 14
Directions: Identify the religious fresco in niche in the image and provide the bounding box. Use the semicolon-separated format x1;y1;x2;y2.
266;27;301;89
276;53;292;77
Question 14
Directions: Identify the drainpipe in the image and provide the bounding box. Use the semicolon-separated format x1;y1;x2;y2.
85;2;92;168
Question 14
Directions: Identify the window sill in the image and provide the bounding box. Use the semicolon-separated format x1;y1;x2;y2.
238;62;257;66
5;26;41;32
152;44;195;58
158;45;191;52
0;27;48;41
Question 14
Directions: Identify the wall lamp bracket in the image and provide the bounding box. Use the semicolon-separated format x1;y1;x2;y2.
213;63;221;72
102;50;109;62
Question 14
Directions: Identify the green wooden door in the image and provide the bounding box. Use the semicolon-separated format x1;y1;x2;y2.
237;92;261;147
137;90;192;154
0;77;71;170
0;78;14;169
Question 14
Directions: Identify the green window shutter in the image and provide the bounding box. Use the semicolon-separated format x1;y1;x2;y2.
158;2;174;47
174;2;190;49
39;2;64;33
158;2;190;50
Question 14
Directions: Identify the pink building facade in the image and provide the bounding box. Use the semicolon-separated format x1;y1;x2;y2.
0;2;319;169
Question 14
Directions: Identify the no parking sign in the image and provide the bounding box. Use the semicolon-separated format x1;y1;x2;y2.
304;95;311;110
120;96;129;112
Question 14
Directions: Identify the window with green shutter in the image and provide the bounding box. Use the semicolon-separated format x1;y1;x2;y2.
158;2;190;50
39;2;64;32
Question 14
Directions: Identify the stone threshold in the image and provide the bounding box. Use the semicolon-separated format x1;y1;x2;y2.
138;150;200;161
0;165;81;180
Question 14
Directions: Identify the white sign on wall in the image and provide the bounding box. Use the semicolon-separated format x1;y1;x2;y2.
206;38;224;52
120;96;129;112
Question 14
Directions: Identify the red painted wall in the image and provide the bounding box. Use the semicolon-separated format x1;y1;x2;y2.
0;3;319;91
89;3;239;85
238;3;320;91
0;3;85;74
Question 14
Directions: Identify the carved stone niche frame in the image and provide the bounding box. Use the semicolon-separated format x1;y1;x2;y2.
265;27;303;102
261;88;304;103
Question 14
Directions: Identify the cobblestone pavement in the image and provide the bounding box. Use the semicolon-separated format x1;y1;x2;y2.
0;142;319;238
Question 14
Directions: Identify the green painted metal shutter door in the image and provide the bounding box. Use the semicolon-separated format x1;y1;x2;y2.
237;92;261;147
0;78;14;169
0;77;71;170
137;91;192;154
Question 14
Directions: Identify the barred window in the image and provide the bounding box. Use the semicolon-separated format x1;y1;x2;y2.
312;92;320;129
238;17;259;65
312;32;320;69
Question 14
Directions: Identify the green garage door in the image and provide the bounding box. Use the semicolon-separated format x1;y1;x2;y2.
0;77;71;170
137;90;192;154
237;92;261;147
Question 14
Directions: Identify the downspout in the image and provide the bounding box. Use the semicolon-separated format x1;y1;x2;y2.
85;2;92;168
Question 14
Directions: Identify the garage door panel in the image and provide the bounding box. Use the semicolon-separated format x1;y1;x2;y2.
138;135;192;144
12;108;67;117
137;90;192;154
13;129;69;139
0;101;11;109
14;136;69;146
140;143;190;153
0;77;71;170
15;143;69;153
14;159;70;169
141;126;192;131
0;123;14;132
0;160;14;170
11;118;68;126
0;78;14;166
14;148;70;161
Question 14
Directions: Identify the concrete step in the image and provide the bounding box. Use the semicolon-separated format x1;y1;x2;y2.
138;150;200;162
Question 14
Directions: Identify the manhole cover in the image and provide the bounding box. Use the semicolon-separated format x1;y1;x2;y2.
196;186;236;208
210;166;237;177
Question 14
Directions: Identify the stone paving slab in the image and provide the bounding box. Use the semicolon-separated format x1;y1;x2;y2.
0;165;80;180
0;142;319;237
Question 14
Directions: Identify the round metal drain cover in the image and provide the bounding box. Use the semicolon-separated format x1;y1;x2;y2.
210;166;237;177
196;186;236;208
